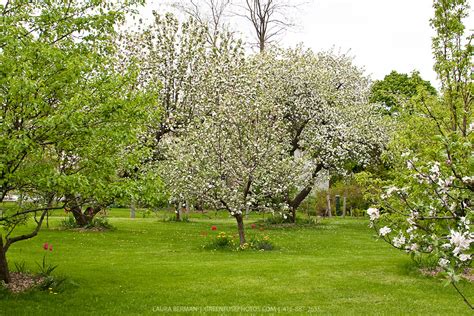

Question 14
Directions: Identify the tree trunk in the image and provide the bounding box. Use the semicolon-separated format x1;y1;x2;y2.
0;236;10;284
290;207;296;223
326;194;332;217
342;196;347;218
46;196;54;228
130;199;136;219
175;203;181;221
195;202;203;213
0;190;7;203
66;195;90;227
70;205;88;226
235;213;246;246
288;164;323;221
259;37;265;53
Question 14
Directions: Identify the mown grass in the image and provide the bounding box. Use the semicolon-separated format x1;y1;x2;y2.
0;210;472;315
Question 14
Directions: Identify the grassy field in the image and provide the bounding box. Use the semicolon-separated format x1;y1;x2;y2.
0;210;472;315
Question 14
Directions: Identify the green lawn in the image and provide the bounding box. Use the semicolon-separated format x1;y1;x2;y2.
0;211;472;315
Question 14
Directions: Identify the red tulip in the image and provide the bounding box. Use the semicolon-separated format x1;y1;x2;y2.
251;224;256;229
49;245;53;251
43;242;49;250
211;226;217;231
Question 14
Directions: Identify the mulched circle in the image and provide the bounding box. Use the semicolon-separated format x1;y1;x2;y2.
419;267;473;282
2;272;45;294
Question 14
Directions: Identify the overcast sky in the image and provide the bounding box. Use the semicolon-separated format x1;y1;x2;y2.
285;0;439;84
144;0;473;87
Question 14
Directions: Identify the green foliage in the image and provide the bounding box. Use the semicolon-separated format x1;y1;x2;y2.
138;208;157;218
370;71;437;115
313;181;369;216
36;275;69;294
261;214;318;226
1;0;148;201
36;255;58;277
0;2;154;275
411;253;443;272
262;214;294;225
163;214;190;222
60;216;78;229
85;217;114;230
13;261;29;274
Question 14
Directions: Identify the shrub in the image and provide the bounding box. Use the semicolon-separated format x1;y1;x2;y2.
312;180;370;216
247;235;274;251
203;230;276;251
163;214;190;222
60;216;114;230
260;215;318;226
85;217;114;230
262;213;293;225
36;275;69;294
60;216;77;229
203;232;236;250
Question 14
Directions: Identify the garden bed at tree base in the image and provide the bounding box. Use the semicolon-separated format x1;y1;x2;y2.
2;272;45;294
420;267;474;282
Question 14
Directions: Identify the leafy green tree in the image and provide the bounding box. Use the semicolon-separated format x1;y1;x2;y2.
369;71;437;115
0;0;146;283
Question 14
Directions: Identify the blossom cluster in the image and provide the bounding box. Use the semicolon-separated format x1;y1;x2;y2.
368;149;473;280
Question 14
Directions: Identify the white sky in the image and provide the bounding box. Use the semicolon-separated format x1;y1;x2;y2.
142;0;474;87
285;0;439;84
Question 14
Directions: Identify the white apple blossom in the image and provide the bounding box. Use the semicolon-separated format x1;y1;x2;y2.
409;243;419;252
161;40;309;245
448;230;472;255
367;207;380;221
392;235;406;248
468;122;474;133
255;47;387;220
386;186;399;197
441;243;451;249
163;44;387;234
438;258;450;267
459;254;471;262
429;162;440;176
379;226;391;237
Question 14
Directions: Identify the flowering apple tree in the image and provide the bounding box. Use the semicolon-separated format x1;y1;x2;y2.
261;47;388;221
162;45;306;245
121;13;240;213
366;0;473;308
121;12;209;161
